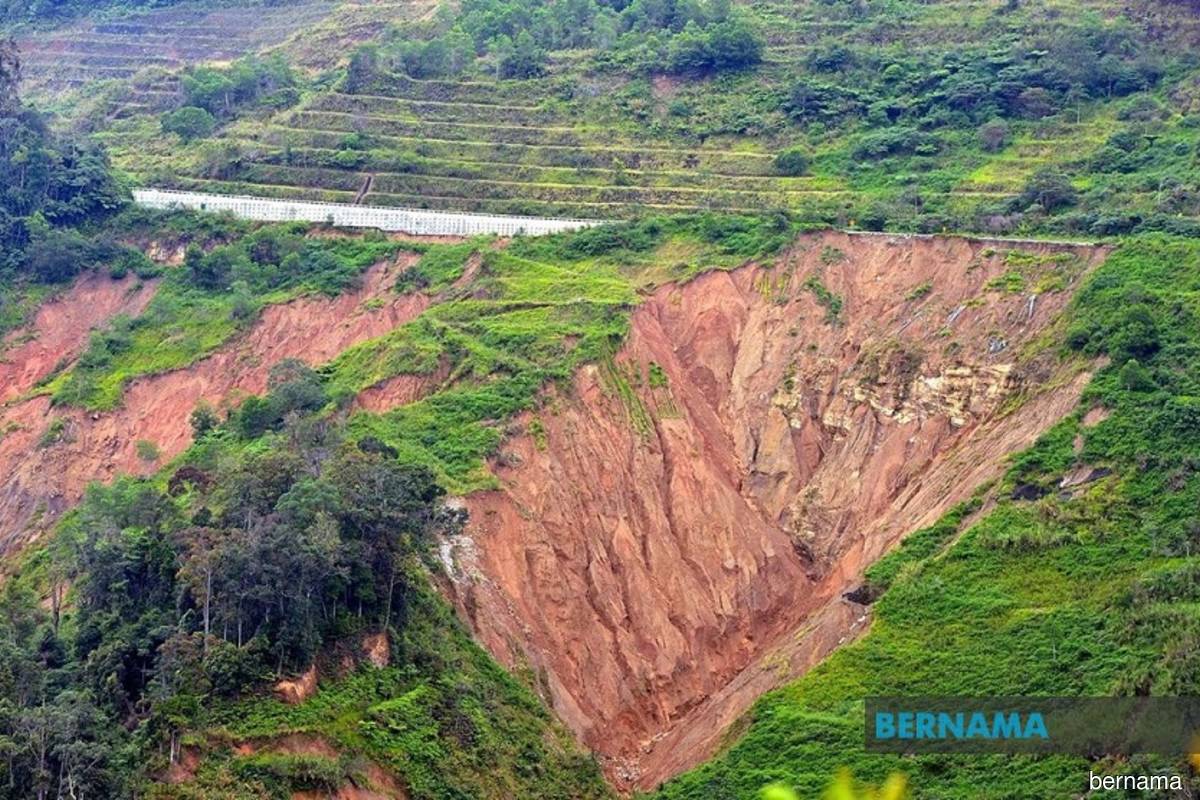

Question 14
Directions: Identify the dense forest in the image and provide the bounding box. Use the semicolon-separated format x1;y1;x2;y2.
0;40;127;282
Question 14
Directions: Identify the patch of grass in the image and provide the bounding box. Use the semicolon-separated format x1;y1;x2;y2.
46;227;403;410
803;273;844;325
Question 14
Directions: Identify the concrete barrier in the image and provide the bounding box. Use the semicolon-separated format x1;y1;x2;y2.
132;188;605;237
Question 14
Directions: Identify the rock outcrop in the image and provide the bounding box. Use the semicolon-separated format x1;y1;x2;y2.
442;232;1106;789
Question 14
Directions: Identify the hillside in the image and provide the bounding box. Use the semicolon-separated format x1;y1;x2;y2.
3;1;1200;799
19;0;1200;236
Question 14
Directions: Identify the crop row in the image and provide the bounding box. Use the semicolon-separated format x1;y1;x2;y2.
254;126;777;174
305;92;556;127
343;73;571;106
217;163;840;210
249;143;832;192
287;109;764;151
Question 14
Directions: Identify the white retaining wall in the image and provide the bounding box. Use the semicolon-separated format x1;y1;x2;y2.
132;188;604;237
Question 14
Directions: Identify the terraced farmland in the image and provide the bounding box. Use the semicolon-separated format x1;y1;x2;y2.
23;0;1197;228
107;70;854;219
14;3;334;94
13;0;439;96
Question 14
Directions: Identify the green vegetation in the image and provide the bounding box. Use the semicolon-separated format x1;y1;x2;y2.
394;239;486;294
0;337;611;799
44;224;401;410
9;1;1200;798
0;204;789;798
0;38;132;333
49;0;1196;237
652;237;1200;798
331;214;792;491
803;272;843;325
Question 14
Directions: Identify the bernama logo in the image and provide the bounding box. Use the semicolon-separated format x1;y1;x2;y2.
874;711;1049;740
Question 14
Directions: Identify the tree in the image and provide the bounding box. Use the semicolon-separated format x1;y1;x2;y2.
345;45;380;93
1014;170;1077;213
189;402;220;440
977;120;1009;152
496;30;546;79
161;106;216;142
773;147;808;177
1118;358;1156;392
0;38;18;115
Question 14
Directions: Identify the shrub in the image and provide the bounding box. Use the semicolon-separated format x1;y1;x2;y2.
161;106;216;142
978;119;1009;152
1118;358;1156;392
773;148;809;177
1013;170;1078;213
190;402;220;440
135;439;161;461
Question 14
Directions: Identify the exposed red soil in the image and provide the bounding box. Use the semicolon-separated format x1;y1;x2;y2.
0;272;159;404
354;367;448;413
275;664;320;705
0;255;428;555
443;232;1107;789
0;230;1111;794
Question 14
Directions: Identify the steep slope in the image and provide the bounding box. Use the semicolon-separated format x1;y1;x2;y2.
0;271;159;403
653;236;1200;799
0;253;426;555
441;232;1106;788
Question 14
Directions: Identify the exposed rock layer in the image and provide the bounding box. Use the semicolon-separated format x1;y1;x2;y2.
444;232;1106;789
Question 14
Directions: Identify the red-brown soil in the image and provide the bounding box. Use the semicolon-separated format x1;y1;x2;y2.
0;255;427;555
0;231;1109;794
442;232;1107;789
0;272;159;404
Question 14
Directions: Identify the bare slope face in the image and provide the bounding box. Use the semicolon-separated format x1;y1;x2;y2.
443;232;1106;789
0;256;427;555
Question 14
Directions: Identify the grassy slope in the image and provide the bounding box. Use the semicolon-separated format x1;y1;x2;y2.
652;237;1200;798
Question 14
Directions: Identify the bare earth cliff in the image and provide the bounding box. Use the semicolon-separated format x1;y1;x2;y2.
0;231;1106;794
443;232;1106;790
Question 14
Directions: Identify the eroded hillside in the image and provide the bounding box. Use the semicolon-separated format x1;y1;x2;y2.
0;226;1109;796
440;232;1106;788
0;252;427;555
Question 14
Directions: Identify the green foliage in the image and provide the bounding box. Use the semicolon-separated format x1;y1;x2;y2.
181;55;296;120
1;56;125;281
655;236;1200;799
773;148;808;177
232;753;349;793
48;228;401;410
395;240;483;294
161;106;216;142
803;273;843;324
135;439;160;461
37;416;68;448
